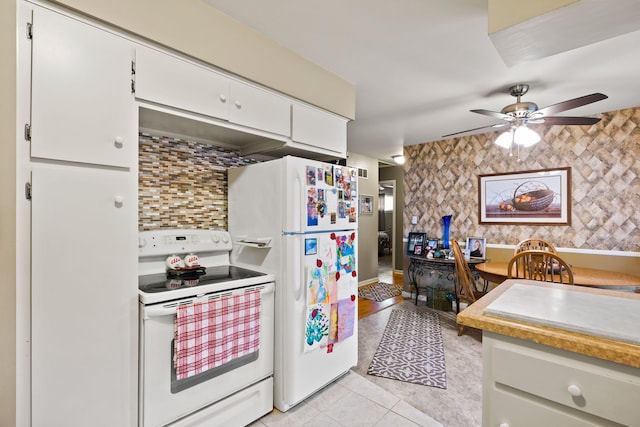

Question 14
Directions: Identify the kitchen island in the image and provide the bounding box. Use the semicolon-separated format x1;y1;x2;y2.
457;279;640;426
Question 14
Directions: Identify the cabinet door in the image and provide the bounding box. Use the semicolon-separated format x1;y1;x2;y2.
292;103;347;156
31;164;137;426
31;8;135;168
135;45;230;119
230;81;291;136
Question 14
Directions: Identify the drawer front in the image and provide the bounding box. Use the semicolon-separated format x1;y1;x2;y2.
490;389;614;427
492;343;640;426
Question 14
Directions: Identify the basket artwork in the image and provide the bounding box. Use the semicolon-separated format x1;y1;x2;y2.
512;181;555;212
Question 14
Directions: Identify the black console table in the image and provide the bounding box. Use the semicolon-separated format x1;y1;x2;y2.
408;256;487;309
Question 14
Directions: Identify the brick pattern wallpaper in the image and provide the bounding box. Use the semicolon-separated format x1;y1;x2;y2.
403;108;640;252
138;133;258;231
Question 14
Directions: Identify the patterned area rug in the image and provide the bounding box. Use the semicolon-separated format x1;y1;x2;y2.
358;282;402;302
367;309;447;389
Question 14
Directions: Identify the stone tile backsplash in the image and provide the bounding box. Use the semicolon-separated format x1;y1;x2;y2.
138;133;258;231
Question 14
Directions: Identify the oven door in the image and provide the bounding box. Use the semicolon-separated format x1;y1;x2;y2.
139;282;274;427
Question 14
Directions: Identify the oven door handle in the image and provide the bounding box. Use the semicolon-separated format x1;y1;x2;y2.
143;305;179;319
142;283;275;320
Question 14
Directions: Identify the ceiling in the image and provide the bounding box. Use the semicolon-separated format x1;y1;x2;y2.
201;0;640;165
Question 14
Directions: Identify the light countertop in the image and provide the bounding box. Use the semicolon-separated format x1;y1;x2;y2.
456;279;640;368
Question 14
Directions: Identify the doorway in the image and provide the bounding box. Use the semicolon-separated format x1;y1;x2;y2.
378;180;395;283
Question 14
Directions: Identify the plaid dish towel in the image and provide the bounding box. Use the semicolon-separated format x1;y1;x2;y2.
174;290;261;380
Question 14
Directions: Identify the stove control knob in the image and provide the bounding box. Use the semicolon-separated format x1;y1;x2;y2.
211;233;220;243
139;237;147;248
221;233;230;243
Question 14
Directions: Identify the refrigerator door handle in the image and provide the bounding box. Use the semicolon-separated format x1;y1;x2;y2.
293;235;303;301
292;164;303;233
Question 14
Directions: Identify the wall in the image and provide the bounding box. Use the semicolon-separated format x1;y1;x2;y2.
54;0;355;119
345;153;380;285
403;107;640;276
0;0;16;422
379;165;405;272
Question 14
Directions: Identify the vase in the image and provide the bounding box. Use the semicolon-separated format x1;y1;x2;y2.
442;215;452;249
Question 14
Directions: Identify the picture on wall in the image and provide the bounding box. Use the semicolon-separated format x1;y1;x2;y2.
478;167;571;225
359;195;373;215
406;232;426;256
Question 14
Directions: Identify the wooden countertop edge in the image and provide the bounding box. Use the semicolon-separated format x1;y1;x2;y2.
456;279;640;368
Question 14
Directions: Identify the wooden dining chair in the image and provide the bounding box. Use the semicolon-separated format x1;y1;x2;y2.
507;250;574;285
451;239;488;336
514;238;557;254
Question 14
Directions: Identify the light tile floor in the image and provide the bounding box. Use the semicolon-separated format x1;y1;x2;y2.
250;370;442;427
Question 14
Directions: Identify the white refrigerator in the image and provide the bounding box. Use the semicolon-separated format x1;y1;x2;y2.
228;156;358;412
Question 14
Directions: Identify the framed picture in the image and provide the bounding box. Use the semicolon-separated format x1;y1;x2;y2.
466;237;486;259
427;239;439;250
478;167;571;225
407;232;426;255
359;195;373;215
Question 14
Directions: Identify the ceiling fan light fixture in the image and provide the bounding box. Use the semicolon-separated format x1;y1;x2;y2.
514;126;540;147
392;154;405;165
495;130;513;149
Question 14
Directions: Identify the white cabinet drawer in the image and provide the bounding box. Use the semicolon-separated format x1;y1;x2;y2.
490;388;612;427
292;102;347;156
136;46;230;120
229;81;291;137
492;341;640;426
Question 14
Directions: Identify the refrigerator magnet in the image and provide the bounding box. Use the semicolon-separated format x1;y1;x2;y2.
305;238;317;255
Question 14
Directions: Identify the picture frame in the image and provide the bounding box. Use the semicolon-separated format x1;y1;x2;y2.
466;237;486;259
359;195;373;215
427;239;439;251
406;232;426;255
478;167;571;225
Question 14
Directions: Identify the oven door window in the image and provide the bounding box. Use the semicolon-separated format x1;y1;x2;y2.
170;342;258;393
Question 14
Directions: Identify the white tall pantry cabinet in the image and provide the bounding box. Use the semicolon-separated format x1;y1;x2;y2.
21;3;138;426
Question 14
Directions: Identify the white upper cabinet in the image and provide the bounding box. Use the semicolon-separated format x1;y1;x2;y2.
229;81;291;137
292;102;347;156
135;46;231;120
30;7;135;168
135;46;291;138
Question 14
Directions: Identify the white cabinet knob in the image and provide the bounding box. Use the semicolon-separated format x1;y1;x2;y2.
138;237;147;248
114;136;124;149
219;94;227;103
234;100;242;109
114;195;124;207
567;384;582;397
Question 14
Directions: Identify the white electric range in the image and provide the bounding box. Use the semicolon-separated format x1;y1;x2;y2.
138;229;275;427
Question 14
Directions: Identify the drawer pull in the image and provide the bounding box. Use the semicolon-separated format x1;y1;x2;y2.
567;384;582;397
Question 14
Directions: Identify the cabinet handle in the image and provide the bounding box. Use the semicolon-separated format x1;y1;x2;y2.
567;384;582;397
219;94;227;103
114;196;124;208
114;136;124;149
234;100;242;109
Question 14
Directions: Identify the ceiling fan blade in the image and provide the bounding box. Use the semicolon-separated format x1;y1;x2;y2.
539;116;602;126
470;109;514;121
535;93;608;116
442;122;509;139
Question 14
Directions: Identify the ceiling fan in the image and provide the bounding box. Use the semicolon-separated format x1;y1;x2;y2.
443;84;608;139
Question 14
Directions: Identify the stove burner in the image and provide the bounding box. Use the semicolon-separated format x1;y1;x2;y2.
138;265;267;294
